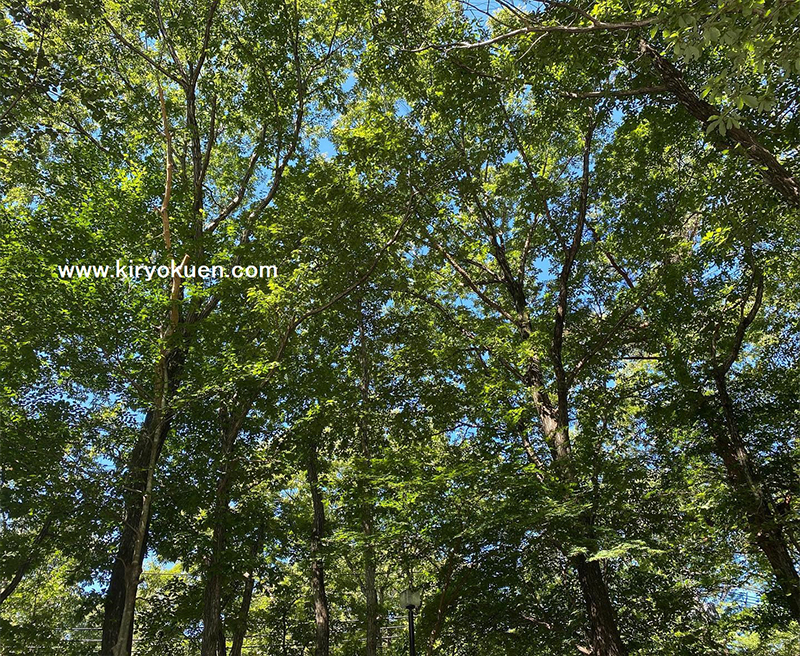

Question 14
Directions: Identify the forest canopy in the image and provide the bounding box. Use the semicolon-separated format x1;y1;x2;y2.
1;0;799;655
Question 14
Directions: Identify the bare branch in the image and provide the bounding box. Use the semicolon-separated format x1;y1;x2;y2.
204;124;268;233
395;287;527;384
230;18;307;234
64;113;112;155
562;85;669;99
720;268;764;374
103;17;183;86
406;16;660;53
157;82;175;252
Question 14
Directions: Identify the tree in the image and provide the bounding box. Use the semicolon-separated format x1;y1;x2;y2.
2;0;800;653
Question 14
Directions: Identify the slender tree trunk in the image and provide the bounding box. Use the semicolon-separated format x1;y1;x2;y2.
229;575;254;656
101;41;207;655
307;439;330;656
202;416;242;656
425;546;459;655
661;269;800;618
711;373;800;618
200;516;226;656
537;403;628;656
230;526;265;656
102;346;181;656
281;612;288;656
218;625;227;656
358;305;379;656
363;510;378;656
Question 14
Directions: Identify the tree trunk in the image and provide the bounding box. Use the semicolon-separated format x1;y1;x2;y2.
512;144;626;655
363;513;379;656
218;624;227;656
711;373;800;618
307;439;330;656
229;576;255;656
101;357;180;656
573;556;628;656
230;526;265;656
425;547;459;655
535;399;627;656
358;305;379;656
281;613;288;656
202;415;241;656
200;517;226;656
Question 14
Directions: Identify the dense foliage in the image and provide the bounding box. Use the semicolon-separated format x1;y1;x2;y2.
1;1;799;655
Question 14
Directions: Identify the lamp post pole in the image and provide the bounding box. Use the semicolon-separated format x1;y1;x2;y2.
407;606;416;656
399;587;421;656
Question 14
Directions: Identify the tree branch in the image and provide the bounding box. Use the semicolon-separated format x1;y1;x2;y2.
406;16;660;53
0;514;53;607
639;40;800;207
157;81;175;253
562;85;668;99
551;117;595;391
719;268;764;374
204;124;268;233
103;17;183;86
429;239;521;327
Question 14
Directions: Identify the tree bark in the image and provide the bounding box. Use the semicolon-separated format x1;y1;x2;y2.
573;556;627;656
218;626;227;656
710;372;800;618
229;577;255;656
102;346;183;656
307;439;330;656
358;304;379;656
230;526;265;656
201;413;243;656
200;514;227;656
639;39;800;207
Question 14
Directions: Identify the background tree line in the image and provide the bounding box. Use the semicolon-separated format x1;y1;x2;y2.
1;0;799;654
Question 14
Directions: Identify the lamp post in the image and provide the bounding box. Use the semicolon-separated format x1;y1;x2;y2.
399;587;421;656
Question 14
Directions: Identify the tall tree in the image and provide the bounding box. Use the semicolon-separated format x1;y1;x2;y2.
307;431;330;656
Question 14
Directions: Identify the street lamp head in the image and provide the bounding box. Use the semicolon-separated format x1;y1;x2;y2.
399;587;421;610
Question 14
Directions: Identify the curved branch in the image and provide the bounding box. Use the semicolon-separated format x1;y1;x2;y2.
0;514;54;607
639;40;800;207
406;16;660;53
